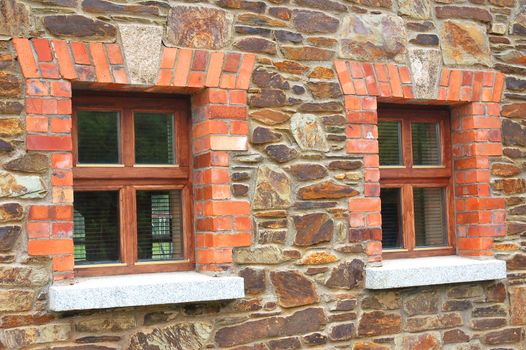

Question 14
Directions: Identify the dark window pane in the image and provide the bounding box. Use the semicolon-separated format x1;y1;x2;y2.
412;122;441;165
137;190;184;261
77;111;119;164
134;113;175;164
380;188;403;249
73;191;120;264
378;121;402;166
414;187;447;247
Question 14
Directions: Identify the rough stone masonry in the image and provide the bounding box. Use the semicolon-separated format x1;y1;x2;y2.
0;0;526;349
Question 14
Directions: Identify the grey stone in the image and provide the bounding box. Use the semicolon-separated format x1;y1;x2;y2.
49;272;244;311
234;246;291;264
129;322;212;350
0;172;46;199
290;113;329;152
118;24;163;85
398;0;432;19
408;48;442;100
365;256;506;290
0;324;71;348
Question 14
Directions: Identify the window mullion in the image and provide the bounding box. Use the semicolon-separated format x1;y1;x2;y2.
122;108;135;167
120;186;137;266
402;184;416;252
402;118;413;168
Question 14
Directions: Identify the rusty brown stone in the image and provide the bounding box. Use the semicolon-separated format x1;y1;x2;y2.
358;311;401;336
308;67;335;79
509;286;526;325
235;37;277;55
270;270;319;308
403;291;440;316
0;0;30;36
273;60;309;74
0;289;34;312
352;342;390;350
281;46;335;61
0;72;21;98
486;282;506;303
165;6;232;49
82;0;158;16
251;126;282;145
239;268;266;295
250;109;290;125
471;318;507;330
325;260;364;289
440;20;491;66
265;144;298;163
299;102;342;113
329;323;354;341
44;15;117;40
298;181;358;200
435;6;492;22
481;327;524;345
502;103;526;118
288;164;327;181
0;313;55;329
493;178;526;194
307;82;342;99
253;165;291;210
294;0;347;12
0;226;20;252
250;89;287;108
443;329;470;344
293;213;333;246
405;312;463;332
401;333;440;350
491;163;521;177
0;119;22;137
129;322;212;349
217;0;266;12
292;10;339;34
0;203;23;223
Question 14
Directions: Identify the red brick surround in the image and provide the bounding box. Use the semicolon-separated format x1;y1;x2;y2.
335;60;506;263
13;38;256;279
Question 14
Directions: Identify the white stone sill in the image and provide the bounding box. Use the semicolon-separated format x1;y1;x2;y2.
365;256;506;290
48;271;245;312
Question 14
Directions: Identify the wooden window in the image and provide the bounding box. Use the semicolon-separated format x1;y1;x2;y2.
378;106;455;259
72;92;193;276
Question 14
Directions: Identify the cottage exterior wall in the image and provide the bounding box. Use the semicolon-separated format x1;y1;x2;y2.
0;0;525;348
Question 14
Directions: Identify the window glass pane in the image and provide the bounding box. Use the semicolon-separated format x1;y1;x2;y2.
77;111;119;164
412;122;441;165
136;190;184;261
414;187;447;247
378;121;402;166
380;188;403;249
134;113;175;164
73;191;120;264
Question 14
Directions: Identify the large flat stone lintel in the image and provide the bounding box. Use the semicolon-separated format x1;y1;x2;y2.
49;272;245;311
365;256;506;290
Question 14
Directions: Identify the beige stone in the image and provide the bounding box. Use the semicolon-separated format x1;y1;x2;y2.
440;20;491;66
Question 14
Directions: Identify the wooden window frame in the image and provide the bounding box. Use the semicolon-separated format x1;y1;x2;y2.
379;106;455;259
72;91;194;277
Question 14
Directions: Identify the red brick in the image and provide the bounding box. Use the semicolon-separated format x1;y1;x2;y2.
112;67;128;84
27;222;50;239
206;52;225;88
457;237;493;251
26;116;48;133
197;248;232;264
26;80;49;96
29;205;50;220
203;201;250;216
156;69;172;86
13;38;40;78
387;64;403;97
160;48;177;69
347;139;378;154
51;81;71;97
173;48;192;87
193;120;228;138
52;170;73;186
197;233;251;248
28;239;73;256
447;70;462;101
52;255;74;272
439;68;450;86
399;66;411;84
32;38;53;62
374;63;388;82
27;135;72;151
210;135;247;151
236;53;255;90
71;42;91;65
52;222;73;238
208;105;247;119
39;63;60;79
230;90;247;105
472;71;484;101
104;43;123;65
483;71;495;87
89;42;112;83
220;73;237;89
349;61;364;78
334;60;354;95
52;153;73;169
224;52;241;73
52;40;77;80
53;206;73;221
349;197;381;212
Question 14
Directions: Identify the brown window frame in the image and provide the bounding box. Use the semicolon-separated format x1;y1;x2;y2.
72;91;194;277
379;106;455;259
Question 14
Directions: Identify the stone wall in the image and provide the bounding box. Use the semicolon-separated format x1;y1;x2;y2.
0;0;525;349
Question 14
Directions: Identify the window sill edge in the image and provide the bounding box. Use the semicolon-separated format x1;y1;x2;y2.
365;256;506;290
49;271;245;312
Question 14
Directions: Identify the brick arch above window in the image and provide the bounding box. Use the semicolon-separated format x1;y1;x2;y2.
13;38;256;279
334;60;506;264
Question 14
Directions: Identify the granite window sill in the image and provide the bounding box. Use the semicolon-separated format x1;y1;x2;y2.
49;271;245;312
365;256;506;290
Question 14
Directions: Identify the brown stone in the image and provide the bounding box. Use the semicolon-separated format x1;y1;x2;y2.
481;327;524;345
329;323;354;341
298;180;358;200
486;282;506;303
76;315;136;332
0;0;30;36
250;89;287;108
0;140;13;154
341;14;407;62
440;20;491;66
472;304;507;318
0;313;55;329
252;68;289;89
235;37;277;55
253;165;292;210
346;0;391;7
358;311;401;336
403;291;440;316
281;46;335;61
129;322;212;350
0;72;21;98
503;119;526;146
294;0;347;12
217;0;266;12
325;260;364;289
0;101;22;115
493;178;526;194
297;251;338;265
234;246;291;264
352;342;390;350
328;160;362;171
268;7;291;20
233;184;248;196
436;6;492;22
470;318;507;330
401;333;440;350
362;291;400;310
398;0;431;19
288;164;327;181
250;109;290;125
215;308;326;347
293;213;333;246
0;265;48;287
502;103;526;118
165;6;232;49
265;144;298;163
0;226;20;252
303;333;327;346
0;119;22;137
299;101;342;113
267;337;300;350
238;13;286;26
307;82;342;99
443;329;470;344
251;127;282;145
82;0;158;16
491;163;520;177
0;289;34;312
270;270;319;308
0;203;23;223
447;285;483;299
308;67;335;79
405;313;463;332
292;10;339;34
239;268;266;295
443;300;471;312
44;15;117;40
509;286;526;325
0;324;71;348
409;34;439;46
307;37;338;48
4;153;49;173
75;335;121;343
